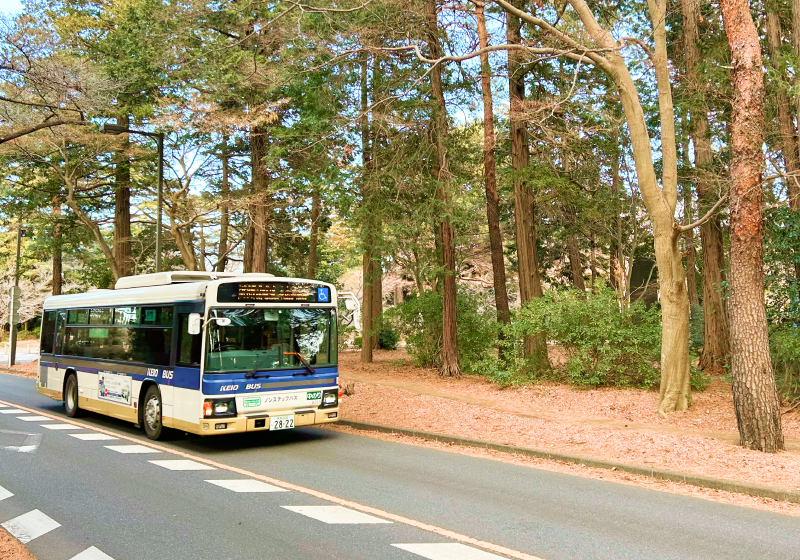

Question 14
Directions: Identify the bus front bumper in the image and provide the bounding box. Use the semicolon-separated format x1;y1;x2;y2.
191;408;339;435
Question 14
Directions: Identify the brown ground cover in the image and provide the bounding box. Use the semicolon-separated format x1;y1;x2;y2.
335;348;800;514
0;528;36;560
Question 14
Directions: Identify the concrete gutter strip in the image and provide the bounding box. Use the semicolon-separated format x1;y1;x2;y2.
339;419;800;505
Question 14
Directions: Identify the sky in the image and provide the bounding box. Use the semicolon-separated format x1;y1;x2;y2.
0;0;21;14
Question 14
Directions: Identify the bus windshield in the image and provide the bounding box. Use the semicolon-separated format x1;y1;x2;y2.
205;308;336;374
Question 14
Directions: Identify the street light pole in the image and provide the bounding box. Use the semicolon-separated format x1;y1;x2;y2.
102;123;166;273
156;132;164;273
7;216;22;367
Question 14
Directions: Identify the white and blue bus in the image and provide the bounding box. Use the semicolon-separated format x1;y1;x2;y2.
36;272;340;440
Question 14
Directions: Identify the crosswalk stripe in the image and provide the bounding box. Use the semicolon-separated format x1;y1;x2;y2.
104;445;160;454
69;433;118;441
16;415;51;422
149;460;215;471
392;543;511;560
69;546;115;560
1;509;61;544
282;505;392;524
205;479;288;493
0;409;29;414
0;404;8;408
41;424;82;430
0;484;13;501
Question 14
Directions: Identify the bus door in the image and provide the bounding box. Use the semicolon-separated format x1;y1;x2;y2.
50;310;67;393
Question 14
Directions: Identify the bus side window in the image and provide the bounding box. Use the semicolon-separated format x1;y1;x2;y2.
55;310;67;355
40;311;57;354
177;314;202;366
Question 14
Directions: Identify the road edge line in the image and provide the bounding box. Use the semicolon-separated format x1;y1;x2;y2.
0;398;543;560
337;419;800;505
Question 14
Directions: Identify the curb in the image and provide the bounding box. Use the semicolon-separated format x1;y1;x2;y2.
338;419;800;505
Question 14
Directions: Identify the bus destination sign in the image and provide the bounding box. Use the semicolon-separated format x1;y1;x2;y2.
217;282;331;304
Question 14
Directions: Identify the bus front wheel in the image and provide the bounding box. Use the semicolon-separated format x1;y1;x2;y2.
64;374;81;418
142;386;163;440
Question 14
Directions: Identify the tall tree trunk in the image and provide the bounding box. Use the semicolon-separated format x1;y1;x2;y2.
682;178;700;306
476;0;511;335
498;0;692;412
506;0;547;369
721;0;784;452
426;0;460;377
767;11;800;209
243;226;254;273
52;193;62;296
308;185;320;278
217;138;230;273
249;124;269;273
371;259;382;350
679;0;730;372
113;114;133;279
793;0;800;210
567;234;586;292
360;56;375;363
609;135;622;294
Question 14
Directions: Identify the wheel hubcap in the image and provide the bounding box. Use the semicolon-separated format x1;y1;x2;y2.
67;382;75;409
145;396;160;430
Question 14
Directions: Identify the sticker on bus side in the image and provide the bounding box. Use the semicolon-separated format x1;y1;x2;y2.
243;397;261;408
307;391;322;400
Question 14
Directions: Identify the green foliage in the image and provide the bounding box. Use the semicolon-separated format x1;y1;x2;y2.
689;304;704;355
389;290;497;374
378;325;399;351
483;289;664;389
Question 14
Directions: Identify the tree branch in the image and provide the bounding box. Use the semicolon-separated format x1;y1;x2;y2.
673;195;727;238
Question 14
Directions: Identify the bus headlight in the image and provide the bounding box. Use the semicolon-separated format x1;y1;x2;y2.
204;398;237;418
320;389;338;408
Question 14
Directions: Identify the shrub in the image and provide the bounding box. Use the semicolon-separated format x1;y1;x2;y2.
389;289;497;373
484;288;664;388
378;325;399;350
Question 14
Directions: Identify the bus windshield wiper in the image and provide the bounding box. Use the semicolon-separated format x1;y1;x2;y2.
245;354;271;379
284;352;315;376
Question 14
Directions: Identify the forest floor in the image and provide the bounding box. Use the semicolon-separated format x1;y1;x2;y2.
329;348;800;517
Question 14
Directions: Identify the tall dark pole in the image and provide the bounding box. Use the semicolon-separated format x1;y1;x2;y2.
156;132;164;273
8;216;22;367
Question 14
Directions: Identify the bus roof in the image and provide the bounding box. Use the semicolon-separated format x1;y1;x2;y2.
43;273;334;310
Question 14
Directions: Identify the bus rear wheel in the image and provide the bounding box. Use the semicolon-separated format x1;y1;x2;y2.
143;386;163;440
64;373;81;418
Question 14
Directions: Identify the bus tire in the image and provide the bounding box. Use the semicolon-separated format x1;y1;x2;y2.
142;385;163;440
64;373;81;418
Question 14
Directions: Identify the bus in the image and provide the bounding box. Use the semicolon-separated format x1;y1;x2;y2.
36;272;340;440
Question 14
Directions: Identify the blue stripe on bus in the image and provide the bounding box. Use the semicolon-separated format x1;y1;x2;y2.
201;366;338;395
39;361;337;395
40;361;201;390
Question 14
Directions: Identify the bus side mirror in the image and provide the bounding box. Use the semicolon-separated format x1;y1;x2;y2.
344;299;356;311
188;313;202;335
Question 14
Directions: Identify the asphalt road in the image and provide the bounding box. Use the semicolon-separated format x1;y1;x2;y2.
1;371;800;560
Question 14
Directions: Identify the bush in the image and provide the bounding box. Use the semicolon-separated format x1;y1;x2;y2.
771;324;800;401
484;288;664;388
378;325;399;350
389;289;497;373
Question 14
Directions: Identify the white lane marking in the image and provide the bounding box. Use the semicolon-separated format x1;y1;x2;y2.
149;460;216;471
1;509;61;544
0;484;13;501
0;404;8;408
392;543;511;560
105;445;160;454
205;479;289;493
16;415;51;422
0;430;43;454
282;505;393;524
69;546;115;560
69;433;118;441
0;409;30;414
41;424;82;430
